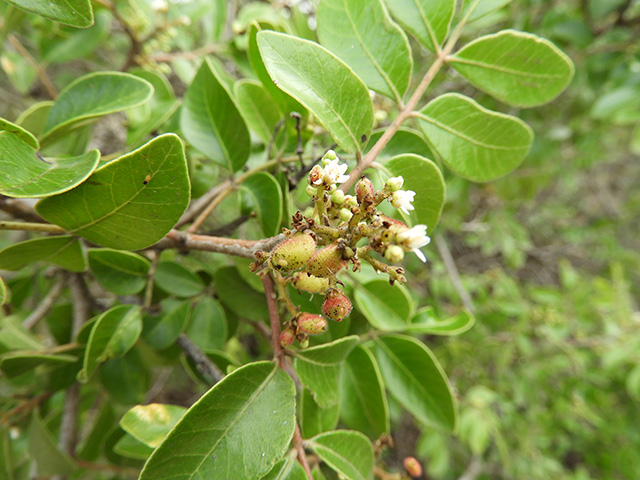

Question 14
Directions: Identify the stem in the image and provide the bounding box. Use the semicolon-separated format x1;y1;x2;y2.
294;423;313;480
261;272;284;366
274;273;298;317
143;251;160;311
8;34;57;99
159;229;284;259
176;334;224;384
149;43;226;62
188;187;234;233
0;195;44;223
23;272;69;330
94;0;142;71
434;234;475;313
0;221;66;233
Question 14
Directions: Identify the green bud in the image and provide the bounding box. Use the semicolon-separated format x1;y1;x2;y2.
355;176;374;203
305;185;318;197
322;149;337;162
269;233;316;272
291;272;330;294
306;243;347;277
331;190;346;205
385;245;405;263
339;208;353;222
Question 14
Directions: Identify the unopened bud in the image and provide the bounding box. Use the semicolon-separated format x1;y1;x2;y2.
321;150;337;163
344;195;358;207
297;313;327;335
308;165;323;185
305;185;318;197
269;233;316;272
322;289;352;322
403;457;422;478
331;190;345;205
339;208;353;222
384;245;404;263
306;243;347;277
355;177;374;203
291;272;330;294
385;176;404;192
280;325;295;347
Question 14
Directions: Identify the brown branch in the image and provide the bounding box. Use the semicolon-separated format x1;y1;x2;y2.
143;250;159;311
177;180;233;227
0;392;53;427
23;271;69;330
187;186;235;233
434;234;475;313
7;34;57;99
0;196;44;223
94;0;143;71
176;334;224;384
293;423;313;480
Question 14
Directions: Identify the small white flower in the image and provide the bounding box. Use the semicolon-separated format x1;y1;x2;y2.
323;159;350;185
396;225;431;262
385;176;404;192
391;189;416;215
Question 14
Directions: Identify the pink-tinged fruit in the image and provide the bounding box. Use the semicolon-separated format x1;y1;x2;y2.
355;176;374;203
403;457;422;478
305;243;347;277
269;233;316;272
280;325;295;347
296;313;328;335
291;272;330;294
322;289;352;322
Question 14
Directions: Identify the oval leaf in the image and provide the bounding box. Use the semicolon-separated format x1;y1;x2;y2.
154;261;204;298
408;307;475;335
368;127;433;162
215;266;269;322
28;411;76;477
7;0;93;28
0;116;38;148
36;134;191;250
180;58;250;171
353;279;413;331
241;172;283;237
450;30;575;107
88;249;150;296
0;352;77;378
258;31;373;155
418;93;533;182
42;72;153;144
0;235;86;272
308;430;374;480
142;300;191;350
300;388;340;439
0;132;100;198
374;335;457;431
263;455;308;480
386;154;445;228
317;0;412;102
383;0;454;51
234;79;285;145
139;361;296;480
120;403;187;448
185;298;227;352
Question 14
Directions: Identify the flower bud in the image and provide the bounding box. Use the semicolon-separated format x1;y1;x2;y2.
322;289;352;322
296;313;328;335
344;195;358;207
305;185;318;197
403;457;422;478
321;149;337;163
331;189;345;205
291;272;330;294
339;208;353;222
384;245;404;263
280;324;296;347
384;176;404;192
355;177;374;203
269;233;316;272
308;165;323;185
306;243;347;278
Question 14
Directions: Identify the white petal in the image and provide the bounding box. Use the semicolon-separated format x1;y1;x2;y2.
413;248;427;262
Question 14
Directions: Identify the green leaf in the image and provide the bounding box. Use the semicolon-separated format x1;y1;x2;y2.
0;116;38;148
101;348;149;405
120;404;187;448
139;361;296;480
353;280;413;331
41;72;153;144
234;79;285;145
88;249;150;296
408;307;475;335
464;0;512;21
0;352;77;378
374;335;457;431
241;172;283;237
0;132;100;198
113;433;155;460
317;0;412;102
263;455;308;480
368;127;433;162
417;93;533;182
307;431;374;480
0;236;86;272
78;305;142;383
340;345;389;439
6;0;93;28
386;154;445;228
258;31;373;155
42;10;110;62
185;298;227;352
383;0;454;51
0;276;6;306
449;30;575;107
155;261;204;298
215;266;269;322
180;58;250;171
28;411;76;477
142;300;191;350
300;388;340;439
36;134;191;250
294;336;359;408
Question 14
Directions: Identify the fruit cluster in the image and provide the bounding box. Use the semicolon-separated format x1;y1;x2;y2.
255;151;431;348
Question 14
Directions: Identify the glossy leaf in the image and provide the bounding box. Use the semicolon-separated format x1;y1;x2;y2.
215;266;269;322
317;0;412;102
6;0;93;28
258;31;373;155
340;345;389;439
28;411;76;477
180;58;250;171
234;79;285;145
88;249;150;295
142;300;191;350
383;0;454;51
386;154;445;228
418;93;533;182
294;336;359;408
0;116;38;148
78;305;143;383
0;236;86;272
307;430;374;480
241;172;283;237
300;388;340;439
185;298;227;352
120;404;187;448
139;361;296;480
42;72;153;144
353;280;413;331
450;30;575;107
36;134;190;250
408;307;475;335
0;132;100;198
374;335;457;431
0;352;77;378
0;276;6;306
155;261;204;298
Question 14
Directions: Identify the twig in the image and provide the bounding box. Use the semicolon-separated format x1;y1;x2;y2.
187;186;235;233
177;179;233;227
434;234;475;313
0;220;66;233
7;34;57;99
293;423;313;480
23;272;69;330
150;44;225;63
261;272;283;365
0;196;44;223
458;456;482;480
94;0;142;71
0;392;53;427
176;334;224;384
143;250;160;311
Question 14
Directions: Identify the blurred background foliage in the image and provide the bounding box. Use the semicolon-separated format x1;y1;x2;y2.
0;0;638;479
